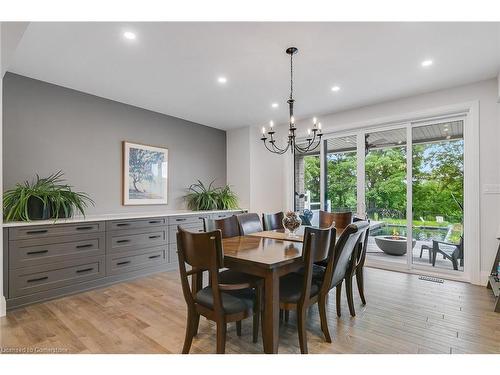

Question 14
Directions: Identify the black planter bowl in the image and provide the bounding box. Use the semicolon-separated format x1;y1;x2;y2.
27;196;51;220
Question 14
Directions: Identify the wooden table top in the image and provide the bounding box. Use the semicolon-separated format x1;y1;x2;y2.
248;229;304;242
222;235;303;269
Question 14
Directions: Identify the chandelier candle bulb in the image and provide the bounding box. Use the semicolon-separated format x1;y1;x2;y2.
270;121;274;128
313;117;317;125
290;116;295;124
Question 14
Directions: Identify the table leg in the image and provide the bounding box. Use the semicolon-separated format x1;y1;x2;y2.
263;269;280;354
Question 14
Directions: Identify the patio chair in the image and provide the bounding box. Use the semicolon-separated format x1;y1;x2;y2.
428;236;464;270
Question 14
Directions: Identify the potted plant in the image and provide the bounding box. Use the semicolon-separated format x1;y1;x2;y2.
3;171;94;222
184;180;239;211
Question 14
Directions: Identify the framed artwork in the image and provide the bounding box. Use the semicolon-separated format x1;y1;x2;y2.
123;141;168;205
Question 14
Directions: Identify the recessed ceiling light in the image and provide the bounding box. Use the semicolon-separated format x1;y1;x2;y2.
123;31;136;40
331;86;341;92
271;103;279;108
217;76;227;84
421;59;433;67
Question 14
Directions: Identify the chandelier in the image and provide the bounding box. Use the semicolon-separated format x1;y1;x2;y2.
260;47;323;154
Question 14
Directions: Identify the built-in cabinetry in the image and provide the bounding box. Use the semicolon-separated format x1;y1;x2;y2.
3;210;244;310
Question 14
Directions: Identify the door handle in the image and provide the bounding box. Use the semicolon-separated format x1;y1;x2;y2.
26;249;49;255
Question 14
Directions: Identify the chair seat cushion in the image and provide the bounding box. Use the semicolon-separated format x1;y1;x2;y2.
279;273;321;303
219;269;262;286
294;264;326;280
195;286;254;314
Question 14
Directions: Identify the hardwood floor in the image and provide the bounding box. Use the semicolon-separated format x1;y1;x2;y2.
1;268;498;354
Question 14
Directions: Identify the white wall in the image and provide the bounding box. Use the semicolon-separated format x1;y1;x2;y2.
228;78;500;285
227;126;288;215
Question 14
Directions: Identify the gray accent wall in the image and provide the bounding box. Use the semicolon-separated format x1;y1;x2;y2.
2;73;227;215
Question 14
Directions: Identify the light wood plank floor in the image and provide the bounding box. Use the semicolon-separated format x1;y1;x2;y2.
1;268;498;354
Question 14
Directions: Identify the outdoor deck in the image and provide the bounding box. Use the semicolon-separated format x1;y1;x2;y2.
366;236;464;271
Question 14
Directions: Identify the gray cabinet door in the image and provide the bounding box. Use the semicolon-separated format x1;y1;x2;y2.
9;222;105;240
9;233;105;269
106;247;167;276
168;223;204;245
106;227;168;254
9;256;105;297
167;214;209;226
106;217;167;231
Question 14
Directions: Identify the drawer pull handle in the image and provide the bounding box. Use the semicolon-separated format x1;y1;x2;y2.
149;235;161;239
117;261;131;266
116;239;130;244
76;226;94;231
149;255;161;259
176;218;186;222
149;220;161;224
76;244;93;249
198;229;204;232
198;217;205;220
26;229;48;235
26;249;49;255
116;223;130;227
27;276;48;283
76;267;94;274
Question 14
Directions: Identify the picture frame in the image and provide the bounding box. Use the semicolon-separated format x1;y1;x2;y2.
122;141;168;205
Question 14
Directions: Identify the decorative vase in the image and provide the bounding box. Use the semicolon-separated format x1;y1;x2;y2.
282;211;302;238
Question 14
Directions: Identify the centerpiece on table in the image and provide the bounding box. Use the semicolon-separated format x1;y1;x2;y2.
282;210;302;238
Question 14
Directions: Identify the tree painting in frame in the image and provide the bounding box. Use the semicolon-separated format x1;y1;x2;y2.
123;141;168;205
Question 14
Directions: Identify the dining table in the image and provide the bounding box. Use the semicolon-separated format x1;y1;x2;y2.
221;226;344;353
222;234;304;353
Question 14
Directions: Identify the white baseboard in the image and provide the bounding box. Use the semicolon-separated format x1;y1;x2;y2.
0;295;6;317
480;271;491;286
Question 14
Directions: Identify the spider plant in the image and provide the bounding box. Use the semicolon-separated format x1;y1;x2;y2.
3;171;94;222
184;180;239;211
216;184;239;210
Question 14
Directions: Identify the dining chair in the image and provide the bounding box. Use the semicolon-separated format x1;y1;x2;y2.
203;215;263;338
236;213;263;235
343;222;370;316
278;226;336;354
204;215;240;238
262;211;284;231
177;227;261;354
319;210;336;229
319;221;369;339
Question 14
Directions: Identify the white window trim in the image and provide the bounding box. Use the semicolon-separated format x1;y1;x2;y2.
294;101;481;285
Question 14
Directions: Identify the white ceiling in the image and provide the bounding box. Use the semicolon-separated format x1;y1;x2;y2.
8;22;500;130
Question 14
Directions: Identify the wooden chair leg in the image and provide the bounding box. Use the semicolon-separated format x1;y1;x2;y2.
297;307;308;354
284;310;290;322
452;258;458;271
318;295;331;343
356;268;366;305
182;309;196;354
236;320;242;337
193;313;200;336
336;282;342;317
345;276;356;317
216;321;227;354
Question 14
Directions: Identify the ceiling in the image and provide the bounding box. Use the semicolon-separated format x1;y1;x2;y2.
8;22;500;131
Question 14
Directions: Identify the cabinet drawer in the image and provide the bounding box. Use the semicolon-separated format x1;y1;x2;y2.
211;212;235;220
9;257;105;298
106;217;167;231
9;222;104;240
9;233;105;269
168;223;204;244
168;214;208;226
107;227;167;254
106;248;167;276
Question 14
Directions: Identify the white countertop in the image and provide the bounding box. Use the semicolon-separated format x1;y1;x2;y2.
2;209;246;228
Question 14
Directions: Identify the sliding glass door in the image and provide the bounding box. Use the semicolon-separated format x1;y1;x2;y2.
364;127;408;266
294;115;466;278
411;119;464;272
